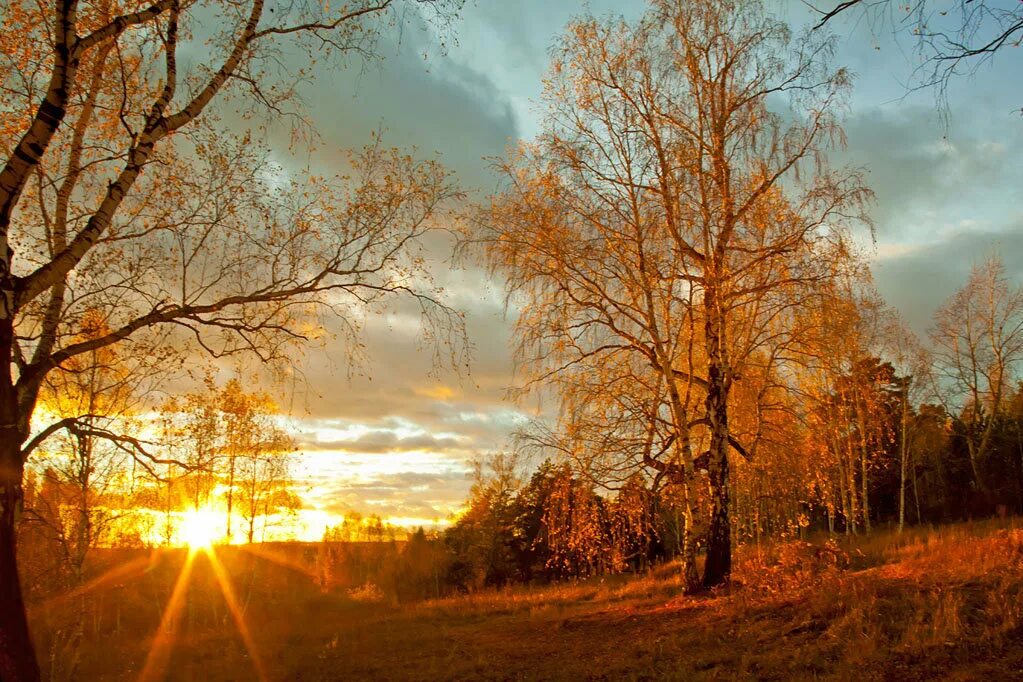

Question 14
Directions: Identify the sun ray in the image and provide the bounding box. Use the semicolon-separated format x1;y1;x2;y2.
31;556;152;616
237;544;319;580
138;549;198;682
133;544;270;681
204;548;269;682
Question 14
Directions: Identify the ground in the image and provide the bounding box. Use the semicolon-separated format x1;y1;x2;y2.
26;519;1023;681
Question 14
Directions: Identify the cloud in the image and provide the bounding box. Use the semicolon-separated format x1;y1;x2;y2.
873;223;1023;333
283;11;521;187
837;104;1023;242
281;259;525;445
415;385;460;401
298;429;466;455
293;463;471;520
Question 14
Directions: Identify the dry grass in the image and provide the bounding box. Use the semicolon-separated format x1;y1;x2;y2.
28;518;1023;680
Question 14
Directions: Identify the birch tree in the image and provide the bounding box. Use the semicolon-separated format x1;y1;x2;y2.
160;380;221;512
221;380;297;544
0;0;464;677
930;256;1023;498
478;0;867;590
885;323;930;533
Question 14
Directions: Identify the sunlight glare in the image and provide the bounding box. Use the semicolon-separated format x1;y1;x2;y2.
179;509;220;549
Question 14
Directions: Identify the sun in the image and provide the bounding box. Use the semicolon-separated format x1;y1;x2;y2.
178;509;221;549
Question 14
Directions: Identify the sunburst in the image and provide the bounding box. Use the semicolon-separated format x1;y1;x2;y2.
137;544;268;682
177;509;221;550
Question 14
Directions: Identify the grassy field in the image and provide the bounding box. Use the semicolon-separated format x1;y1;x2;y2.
27;519;1023;681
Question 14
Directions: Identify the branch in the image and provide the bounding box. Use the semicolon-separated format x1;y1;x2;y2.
652;363;710;391
0;0;77;235
641;433;679;474
252;2;392;40
20;417;88;460
727;436;752;462
686;417;754;462
15;0;264;308
65;422;190;479
76;0;175;53
809;0;865;29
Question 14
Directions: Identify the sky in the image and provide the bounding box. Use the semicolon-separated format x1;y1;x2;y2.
261;0;1023;535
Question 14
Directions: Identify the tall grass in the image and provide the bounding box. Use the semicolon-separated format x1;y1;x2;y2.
23;518;1023;680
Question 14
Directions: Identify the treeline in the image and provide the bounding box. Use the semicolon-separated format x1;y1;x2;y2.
439;254;1023;591
792;358;1023;536
298;460;671;599
444;459;670;588
437;365;1023;593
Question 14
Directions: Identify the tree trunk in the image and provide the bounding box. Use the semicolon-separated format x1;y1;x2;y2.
1016;422;1023;514
912;459;922;524
680;498;701;595
226;456;236;542
703;439;730;588
0;440;39;682
0;304;40;680
860;443;871;534
845;439;860;535
965;439;984;493
898;383;908;533
855;400;872;535
836;441;850;535
702;292;731;589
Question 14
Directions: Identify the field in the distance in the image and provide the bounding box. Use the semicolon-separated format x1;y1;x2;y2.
28;519;1023;681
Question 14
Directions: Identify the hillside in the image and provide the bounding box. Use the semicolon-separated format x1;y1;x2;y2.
25;519;1023;681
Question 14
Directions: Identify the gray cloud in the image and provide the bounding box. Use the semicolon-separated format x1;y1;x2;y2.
874;224;1023;333
299;430;465;454
285;11;520;187
296;468;471;519
826;100;1023;334
837;104;1023;242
